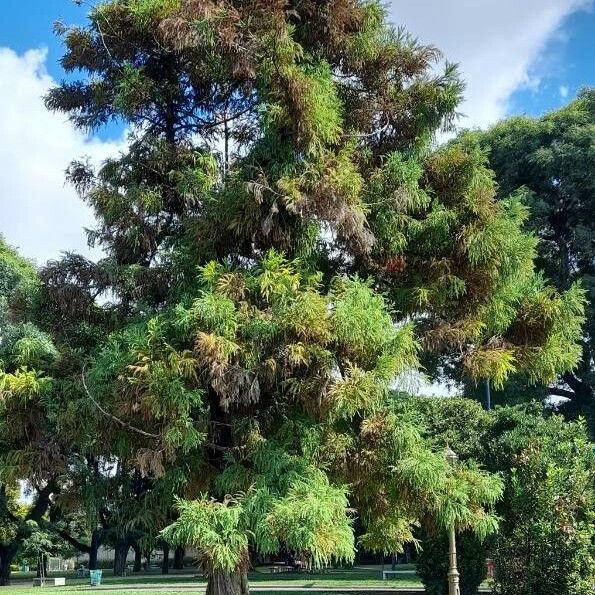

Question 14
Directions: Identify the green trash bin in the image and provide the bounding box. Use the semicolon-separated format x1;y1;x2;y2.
89;569;103;586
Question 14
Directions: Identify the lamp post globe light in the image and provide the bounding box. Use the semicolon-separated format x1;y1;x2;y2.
445;447;460;595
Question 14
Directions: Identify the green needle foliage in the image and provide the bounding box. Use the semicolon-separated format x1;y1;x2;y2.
43;0;584;393
467;89;595;426
163;496;250;575
0;0;587;591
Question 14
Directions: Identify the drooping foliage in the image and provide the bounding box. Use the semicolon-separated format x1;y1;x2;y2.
399;396;595;595
0;0;586;591
86;252;500;571
469;89;595;424
45;1;584;394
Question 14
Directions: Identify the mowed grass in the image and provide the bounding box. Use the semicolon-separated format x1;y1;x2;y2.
6;564;422;593
1;591;199;595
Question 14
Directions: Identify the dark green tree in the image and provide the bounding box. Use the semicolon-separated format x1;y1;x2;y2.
399;396;595;595
471;89;595;423
0;237;66;585
416;530;489;595
488;408;595;595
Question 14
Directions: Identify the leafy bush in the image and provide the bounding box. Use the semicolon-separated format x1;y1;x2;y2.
404;398;595;595
416;530;490;595
491;415;595;595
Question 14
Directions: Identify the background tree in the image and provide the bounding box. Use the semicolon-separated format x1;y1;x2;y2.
415;530;490;595
399;396;595;595
0;483;26;583
0;236;66;585
471;89;595;425
488;408;595;595
48;455;111;571
20;522;57;583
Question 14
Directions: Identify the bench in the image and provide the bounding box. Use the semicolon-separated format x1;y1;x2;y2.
270;565;291;573
382;570;413;580
33;577;66;587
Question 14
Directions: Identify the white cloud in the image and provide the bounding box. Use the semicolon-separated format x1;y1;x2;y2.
559;84;569;98
0;47;124;265
389;0;594;129
1;3;593;263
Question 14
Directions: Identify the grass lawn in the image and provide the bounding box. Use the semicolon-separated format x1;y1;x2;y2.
5;565;423;594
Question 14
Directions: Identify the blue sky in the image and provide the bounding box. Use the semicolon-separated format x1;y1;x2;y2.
0;2;83;73
0;0;594;266
1;1;594;130
508;9;595;116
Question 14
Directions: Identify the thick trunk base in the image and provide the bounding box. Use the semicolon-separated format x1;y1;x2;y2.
0;551;13;587
161;542;170;574
206;568;249;595
89;545;99;570
133;546;142;572
88;530;101;570
113;542;130;576
0;544;18;586
173;546;185;570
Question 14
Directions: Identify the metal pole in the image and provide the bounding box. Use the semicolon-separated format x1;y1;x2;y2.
485;378;491;411
448;523;460;595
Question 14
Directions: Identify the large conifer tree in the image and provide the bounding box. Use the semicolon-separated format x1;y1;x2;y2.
0;1;585;592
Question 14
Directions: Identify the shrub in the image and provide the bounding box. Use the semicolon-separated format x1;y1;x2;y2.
416;530;490;595
491;416;595;595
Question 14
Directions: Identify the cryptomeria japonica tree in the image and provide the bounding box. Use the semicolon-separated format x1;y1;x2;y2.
17;1;585;594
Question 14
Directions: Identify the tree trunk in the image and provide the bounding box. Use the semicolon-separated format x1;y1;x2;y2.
173;547;184;570
36;554;48;579
206;567;249;595
89;530;101;570
562;372;594;408
161;542;170;574
133;545;142;572
113;540;130;576
0;546;15;586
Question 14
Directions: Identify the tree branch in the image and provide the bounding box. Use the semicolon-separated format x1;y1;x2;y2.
81;367;160;440
50;524;92;554
547;386;576;400
27;481;57;523
562;372;593;404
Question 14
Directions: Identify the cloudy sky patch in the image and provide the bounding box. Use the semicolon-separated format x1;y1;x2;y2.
0;0;593;264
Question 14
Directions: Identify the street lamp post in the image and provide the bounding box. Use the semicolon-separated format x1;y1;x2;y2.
444;447;460;595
